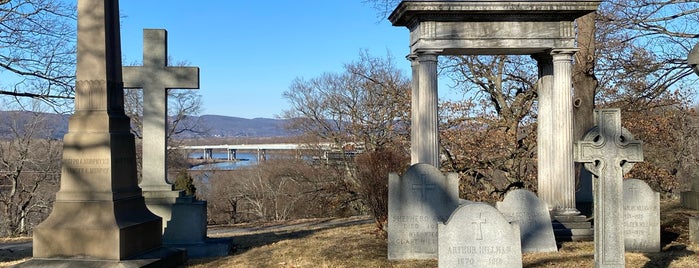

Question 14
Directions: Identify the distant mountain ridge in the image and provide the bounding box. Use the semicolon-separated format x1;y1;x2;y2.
198;114;293;138
0;111;294;139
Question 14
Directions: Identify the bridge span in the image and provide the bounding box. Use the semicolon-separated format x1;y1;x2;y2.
174;143;338;162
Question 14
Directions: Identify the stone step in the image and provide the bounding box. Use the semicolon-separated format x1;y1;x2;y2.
552;221;592;229
554;228;594;237
552;215;590;222
555;234;594;242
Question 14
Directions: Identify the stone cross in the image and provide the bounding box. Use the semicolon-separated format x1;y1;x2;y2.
123;29;199;192
574;109;643;268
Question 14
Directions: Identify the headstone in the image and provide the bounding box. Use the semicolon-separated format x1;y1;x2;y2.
122;28;198;229
574;109;643;268
387;163;459;260
438;203;522;268
496;189;557;253
690;217;699;245
623;179;660;252
122;29;230;258
123;28;199;193
18;0;184;266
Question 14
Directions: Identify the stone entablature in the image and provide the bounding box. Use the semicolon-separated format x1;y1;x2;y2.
389;1;600;55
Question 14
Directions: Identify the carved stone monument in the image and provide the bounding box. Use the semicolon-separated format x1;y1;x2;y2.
496;189;557;253
574;109;644;268
681;42;699;209
439;203;522;268
123;29;230;258
389;3;601;243
623;179;660;253
18;0;184;267
387;163;459;260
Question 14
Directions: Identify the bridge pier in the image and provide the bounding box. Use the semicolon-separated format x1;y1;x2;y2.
227;149;237;161
257;149;267;162
204;148;213;160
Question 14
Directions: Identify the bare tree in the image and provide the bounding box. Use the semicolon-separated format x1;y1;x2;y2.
0;105;61;236
282;51;411;151
440;55;538;197
0;0;76;111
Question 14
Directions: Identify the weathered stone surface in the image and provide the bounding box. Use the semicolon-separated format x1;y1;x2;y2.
387;163;458;260
690;217;699;245
438;203;522;268
623;179;660;252
30;0;166;262
391;1;600;218
575;109;644;268
123;29;199;193
496;189;557;253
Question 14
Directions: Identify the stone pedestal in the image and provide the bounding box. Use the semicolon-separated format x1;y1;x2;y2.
163;196;232;258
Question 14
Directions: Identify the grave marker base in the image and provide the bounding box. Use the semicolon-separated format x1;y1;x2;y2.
14;247;186;268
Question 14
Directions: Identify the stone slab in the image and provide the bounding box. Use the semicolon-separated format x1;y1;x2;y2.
689;217;699;245
496;189;557;253
681;191;699;210
438;203;522;268
623;179;660;252
168;238;232;259
13;247;185;268
387;163;459;260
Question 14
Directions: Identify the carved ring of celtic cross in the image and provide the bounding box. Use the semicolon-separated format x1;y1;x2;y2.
689;42;699;76
580;126;637;177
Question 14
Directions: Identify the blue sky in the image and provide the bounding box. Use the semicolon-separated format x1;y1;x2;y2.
118;1;411;119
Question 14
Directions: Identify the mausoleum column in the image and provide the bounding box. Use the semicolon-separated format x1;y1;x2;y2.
551;49;579;215
408;54;420;165
416;51;439;168
532;53;554;210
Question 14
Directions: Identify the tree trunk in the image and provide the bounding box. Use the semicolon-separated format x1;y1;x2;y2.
572;12;598;207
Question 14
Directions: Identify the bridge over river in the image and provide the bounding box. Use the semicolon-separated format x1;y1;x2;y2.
174;143;355;162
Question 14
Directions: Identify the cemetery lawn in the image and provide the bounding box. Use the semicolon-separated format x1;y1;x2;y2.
1;200;698;267
188;199;699;268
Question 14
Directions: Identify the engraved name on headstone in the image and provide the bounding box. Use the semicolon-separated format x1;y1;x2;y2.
439;203;522;268
387;163;458;260
623;179;660;252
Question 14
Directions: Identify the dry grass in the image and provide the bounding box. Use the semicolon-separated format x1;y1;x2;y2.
2;200;699;267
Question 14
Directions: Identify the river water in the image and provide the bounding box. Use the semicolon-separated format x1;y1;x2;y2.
188;152;259;170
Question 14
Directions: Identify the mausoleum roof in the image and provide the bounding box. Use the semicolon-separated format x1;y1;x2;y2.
390;0;601;26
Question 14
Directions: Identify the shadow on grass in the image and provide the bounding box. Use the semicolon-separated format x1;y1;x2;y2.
524;253;593;267
642;245;695;268
189;217;373;266
0;242;32;263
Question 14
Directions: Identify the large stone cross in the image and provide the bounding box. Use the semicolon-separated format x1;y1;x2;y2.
574;109;643;268
123;29;199;191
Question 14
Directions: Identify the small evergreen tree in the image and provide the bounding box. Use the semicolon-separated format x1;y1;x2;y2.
174;169;196;197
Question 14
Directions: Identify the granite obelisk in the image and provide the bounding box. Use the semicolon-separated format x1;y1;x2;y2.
30;0;164;260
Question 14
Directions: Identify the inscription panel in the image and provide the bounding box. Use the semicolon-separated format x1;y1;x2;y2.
388;164;458;260
623;179;660;252
439;203;522;268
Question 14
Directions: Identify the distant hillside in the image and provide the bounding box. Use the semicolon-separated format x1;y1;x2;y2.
0;111;294;139
198;115;294;138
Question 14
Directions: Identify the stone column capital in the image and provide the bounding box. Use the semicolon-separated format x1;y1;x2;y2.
551;48;579;61
415;50;441;62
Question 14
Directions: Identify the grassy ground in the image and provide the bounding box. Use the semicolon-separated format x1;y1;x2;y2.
2;200;699;267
